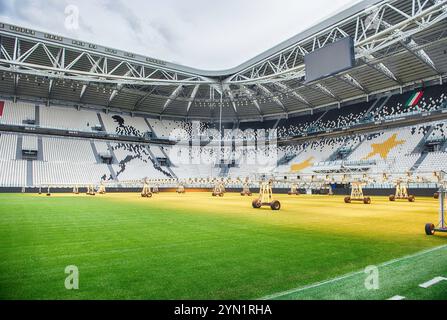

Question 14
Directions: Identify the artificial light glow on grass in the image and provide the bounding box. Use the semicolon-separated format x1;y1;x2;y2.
0;193;445;300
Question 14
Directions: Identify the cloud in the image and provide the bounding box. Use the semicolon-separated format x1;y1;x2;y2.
0;0;360;70
103;0;143;34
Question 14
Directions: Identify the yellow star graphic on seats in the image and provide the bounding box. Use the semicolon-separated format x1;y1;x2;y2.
364;133;405;160
291;157;315;173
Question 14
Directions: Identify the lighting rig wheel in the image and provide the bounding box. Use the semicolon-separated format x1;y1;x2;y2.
248;193;252;196
389;195;396;201
219;193;224;197
434;192;439;199
288;192;292;196
363;197;371;205
252;199;262;209
240;193;245;196
408;195;415;202
344;197;351;204
425;223;435;236
141;193;152;198
270;201;281;211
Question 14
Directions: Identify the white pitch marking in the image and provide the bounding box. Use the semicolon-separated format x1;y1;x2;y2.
388;295;405;300
419;277;447;289
259;245;447;300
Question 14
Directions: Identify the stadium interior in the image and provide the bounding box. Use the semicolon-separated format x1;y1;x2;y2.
1;0;447;301
1;82;447;191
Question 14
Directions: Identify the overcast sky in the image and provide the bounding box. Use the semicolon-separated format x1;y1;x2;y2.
0;0;361;70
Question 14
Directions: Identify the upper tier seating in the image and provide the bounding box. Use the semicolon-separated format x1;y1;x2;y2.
317;100;374;130
239;120;277;131
147;119;191;140
372;84;447;121
0;83;445;142
275;100;375;139
0;101;35;126
200;122;236;141
40;105;100;132
277;111;324;138
101;113;150;137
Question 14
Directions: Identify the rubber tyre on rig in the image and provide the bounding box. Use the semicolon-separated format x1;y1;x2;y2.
364;197;371;204
434;192;439;199
252;199;262;209
270;201;281;211
389;195;396;201
408;195;415;202
344;197;351;204
425;223;435;236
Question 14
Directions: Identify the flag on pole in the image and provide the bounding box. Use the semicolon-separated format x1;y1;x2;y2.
0;101;4;117
405;91;424;107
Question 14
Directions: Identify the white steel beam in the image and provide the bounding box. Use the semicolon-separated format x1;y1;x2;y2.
162;85;184;113
187;84;200;114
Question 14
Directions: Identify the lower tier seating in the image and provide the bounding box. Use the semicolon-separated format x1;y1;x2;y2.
1;116;447;186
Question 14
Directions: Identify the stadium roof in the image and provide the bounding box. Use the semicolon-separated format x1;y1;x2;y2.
0;0;446;121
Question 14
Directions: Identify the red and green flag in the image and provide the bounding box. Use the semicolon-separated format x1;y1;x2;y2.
0;101;4;117
406;91;424;107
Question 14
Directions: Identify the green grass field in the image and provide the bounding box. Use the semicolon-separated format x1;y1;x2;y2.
0;192;446;300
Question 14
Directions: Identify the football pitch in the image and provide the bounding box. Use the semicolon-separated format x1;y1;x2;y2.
0;192;446;300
